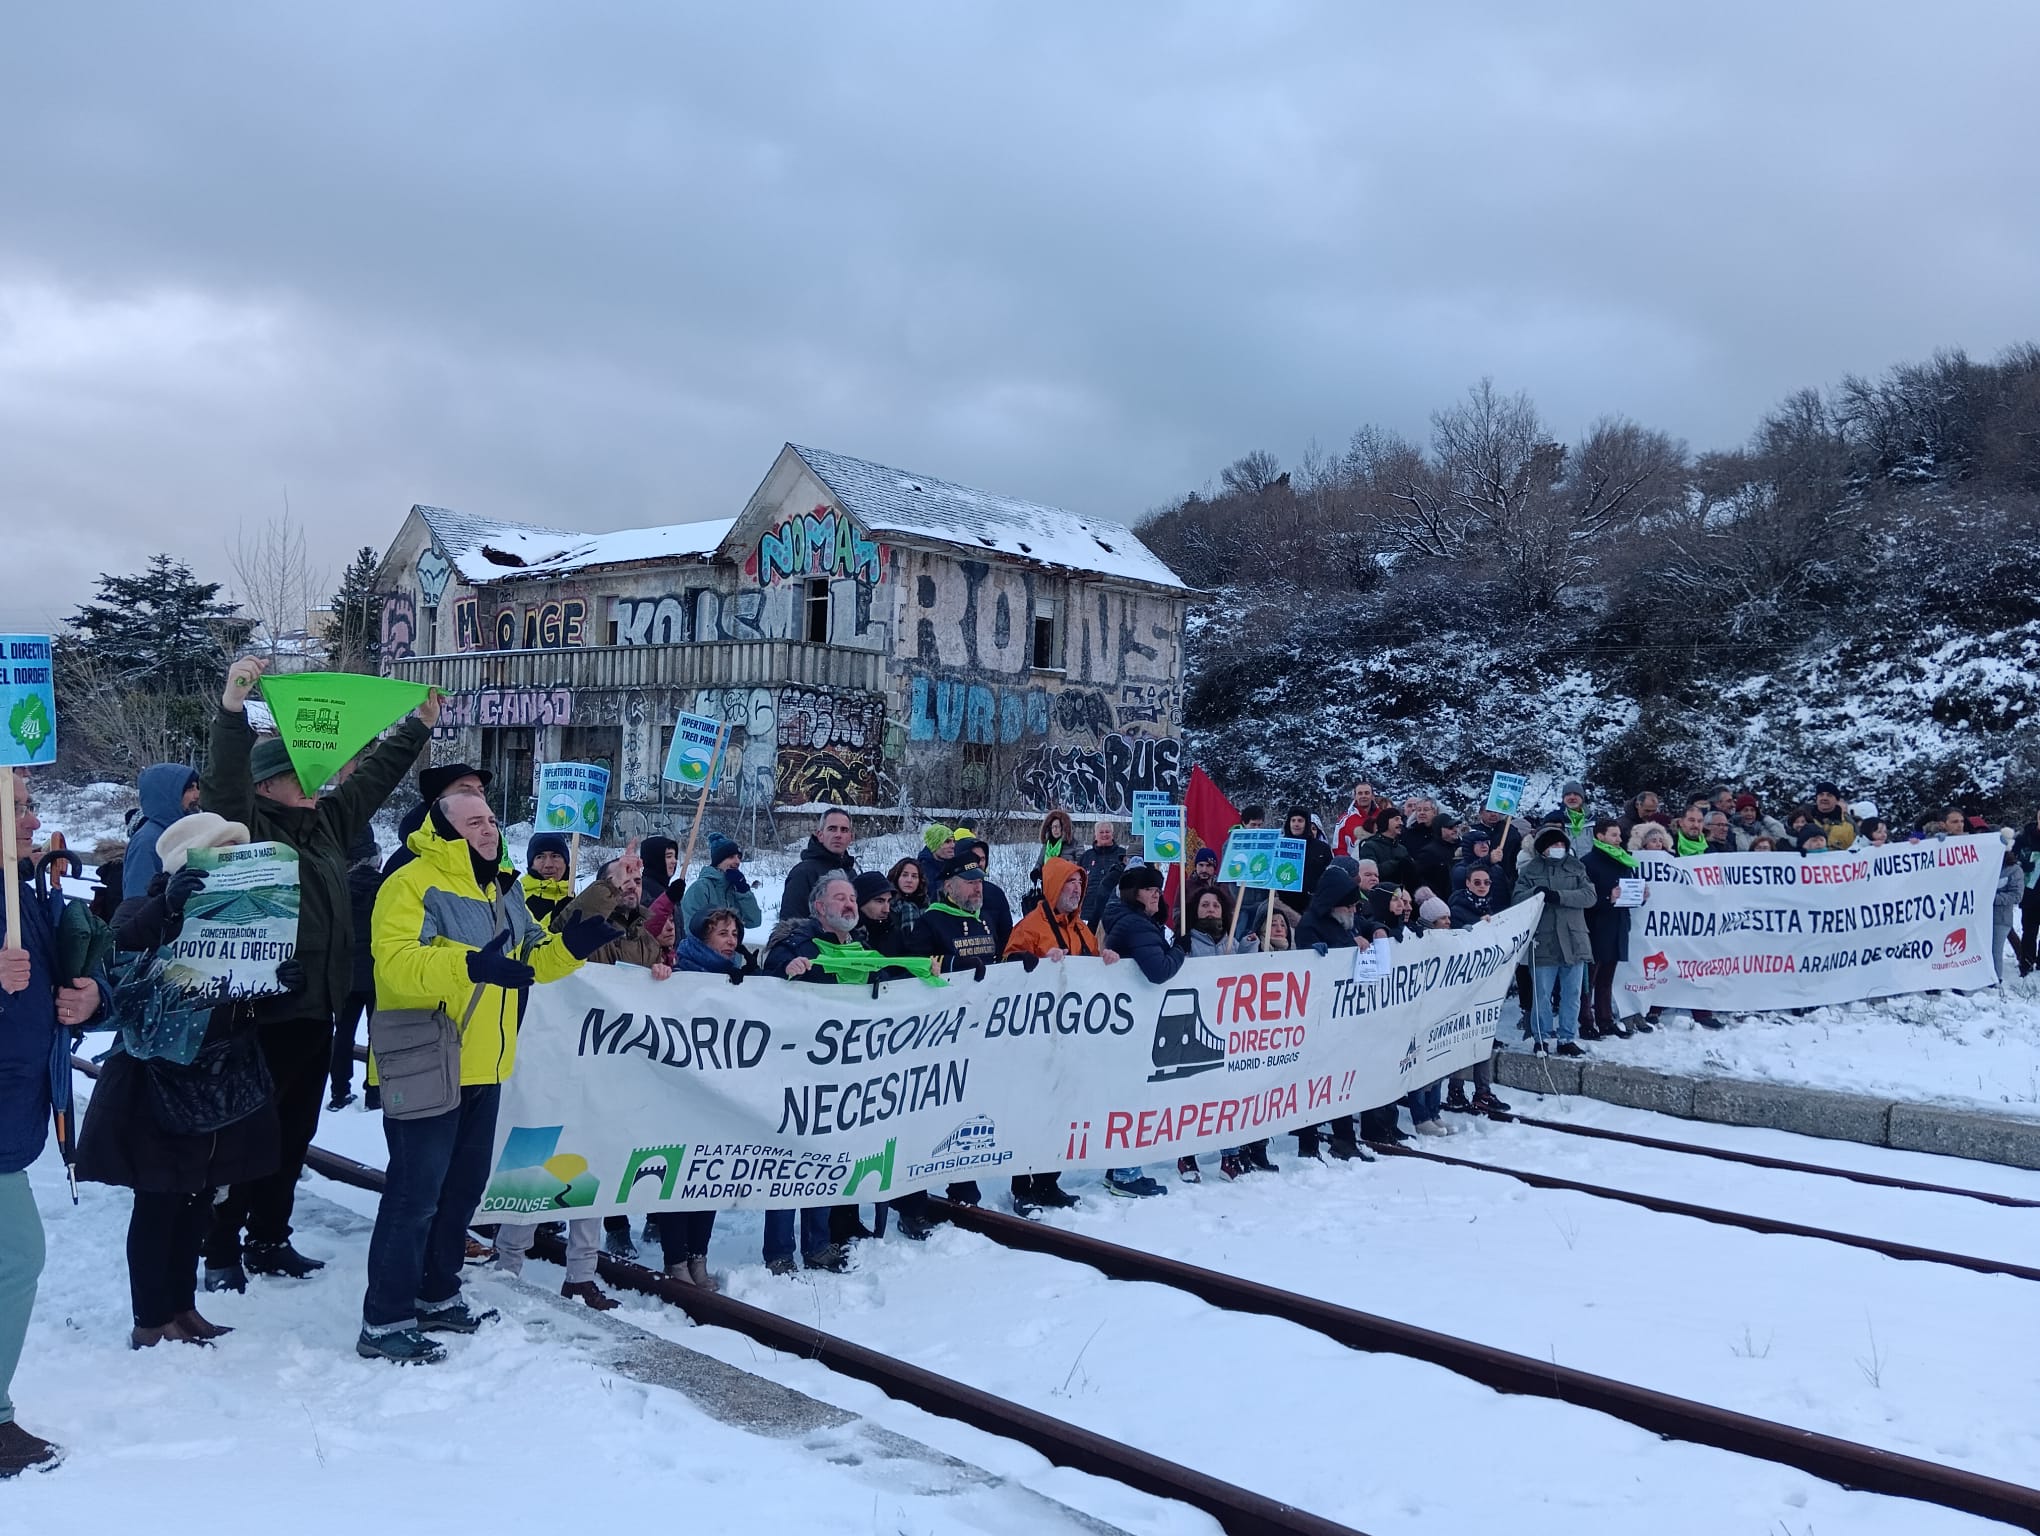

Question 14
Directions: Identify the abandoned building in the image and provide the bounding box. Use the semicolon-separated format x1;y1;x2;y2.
371;443;1190;838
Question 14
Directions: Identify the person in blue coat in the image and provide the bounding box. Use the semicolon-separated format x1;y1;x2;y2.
1;769;110;1477
1099;866;1178;1198
121;763;199;902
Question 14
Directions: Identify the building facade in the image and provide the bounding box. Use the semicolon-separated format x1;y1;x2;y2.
374;444;1189;840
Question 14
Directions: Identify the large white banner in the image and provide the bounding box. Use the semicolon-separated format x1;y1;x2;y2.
478;902;1538;1216
1615;834;2002;1015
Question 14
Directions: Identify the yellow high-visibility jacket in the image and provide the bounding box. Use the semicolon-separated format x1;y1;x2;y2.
370;822;583;1086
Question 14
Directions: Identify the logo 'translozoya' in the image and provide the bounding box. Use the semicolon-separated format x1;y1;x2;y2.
613;1142;689;1204
929;1116;995;1158
481;1125;600;1215
1944;928;1968;958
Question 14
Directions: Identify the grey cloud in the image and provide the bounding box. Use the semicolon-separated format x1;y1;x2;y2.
2;1;2037;629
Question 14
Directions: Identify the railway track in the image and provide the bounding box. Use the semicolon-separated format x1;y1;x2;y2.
70;1058;2040;1531
1364;1136;2040;1284
1493;1108;2040;1208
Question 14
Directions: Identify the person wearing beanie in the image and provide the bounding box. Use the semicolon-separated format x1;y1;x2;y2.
1280;806;1333;898
197;657;431;1293
1512;825;1596;1057
852;869;912;956
1809;782;1856;849
1417;895;1452;927
1098;863;1177;1198
678;831;760;941
1797;824;1830;853
519;832;575;930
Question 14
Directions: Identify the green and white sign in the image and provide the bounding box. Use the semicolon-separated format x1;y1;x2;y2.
536;761;611;837
1143;804;1186;864
0;635;56;766
1130;790;1171;838
663;711;725;787
1219;827;1280;885
162;841;301;999
1270;836;1307;894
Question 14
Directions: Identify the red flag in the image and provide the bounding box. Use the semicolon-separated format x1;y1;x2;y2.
1164;765;1241;916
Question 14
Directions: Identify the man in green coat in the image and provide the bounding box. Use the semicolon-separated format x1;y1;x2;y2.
200;657;435;1290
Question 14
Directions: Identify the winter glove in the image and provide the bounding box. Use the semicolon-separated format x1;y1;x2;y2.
723;867;751;895
467;931;537;989
560;910;625;961
163;866;208;918
274;958;307;992
1017;952;1039;973
1312;942;1329;956
971;961;987;983
727;968;744;985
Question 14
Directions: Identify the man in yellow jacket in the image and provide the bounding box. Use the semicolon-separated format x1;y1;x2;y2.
358;790;619;1364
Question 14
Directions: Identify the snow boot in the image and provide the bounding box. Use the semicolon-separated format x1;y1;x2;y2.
830;1206;875;1244
1532;1040;1549;1056
1555;1041;1586;1058
1443;1081;1473;1113
355;1327;446;1365
1471;1088;1511;1117
561;1280;620;1311
327;1089;357;1111
1104;1170;1166;1198
417;1298;498;1334
1295;1128;1322;1159
1012;1192;1042;1218
1242;1140;1279;1173
174;1309;231;1340
804;1244;851;1274
1219;1154;1247;1180
0;1421;62;1477
1032;1176;1080;1208
244;1241;325;1279
892;1208;935;1241
602;1218;638;1261
765;1256;798;1276
1176;1156;1202;1184
203;1261;247;1293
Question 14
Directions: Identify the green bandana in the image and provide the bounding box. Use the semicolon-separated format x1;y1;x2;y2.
1043;837;1064;862
1675;830;1708;857
1594;838;1638;870
1567;807;1586;835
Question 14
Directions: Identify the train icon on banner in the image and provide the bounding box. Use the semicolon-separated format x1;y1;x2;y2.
1148;987;1226;1082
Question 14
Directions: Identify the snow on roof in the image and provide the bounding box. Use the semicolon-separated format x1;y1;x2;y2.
452;518;736;584
415;504;574;557
789;444;1186;592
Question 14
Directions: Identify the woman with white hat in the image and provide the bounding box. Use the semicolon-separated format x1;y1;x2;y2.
76;812;296;1349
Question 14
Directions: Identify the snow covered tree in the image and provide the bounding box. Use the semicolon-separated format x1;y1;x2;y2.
324;546;385;673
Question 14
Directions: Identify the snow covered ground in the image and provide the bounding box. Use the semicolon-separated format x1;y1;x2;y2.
1507;988;2040;1118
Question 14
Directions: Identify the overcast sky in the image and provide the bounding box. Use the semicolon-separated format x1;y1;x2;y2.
4;1;2037;631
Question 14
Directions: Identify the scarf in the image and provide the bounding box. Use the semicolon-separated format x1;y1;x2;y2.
1594;838;1638;871
927;900;985;924
1674;830;1708;858
1042;836;1064;863
1566;807;1586;836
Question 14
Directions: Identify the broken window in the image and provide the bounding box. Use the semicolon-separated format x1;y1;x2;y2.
805;578;831;644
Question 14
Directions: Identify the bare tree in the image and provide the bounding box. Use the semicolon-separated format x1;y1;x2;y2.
229;500;326;672
1220;449;1284;497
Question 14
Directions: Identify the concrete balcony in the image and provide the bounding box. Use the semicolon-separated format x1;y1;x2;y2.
388;639;886;695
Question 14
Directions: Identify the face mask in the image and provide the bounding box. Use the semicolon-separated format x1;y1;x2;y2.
1544;846;1567;860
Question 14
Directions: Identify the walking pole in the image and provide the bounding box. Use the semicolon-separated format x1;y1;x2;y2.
676;724;728;885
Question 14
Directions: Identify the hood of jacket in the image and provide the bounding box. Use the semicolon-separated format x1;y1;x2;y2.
799;835;856;871
137;763;197;829
1039;857;1084;912
1307;866;1361;917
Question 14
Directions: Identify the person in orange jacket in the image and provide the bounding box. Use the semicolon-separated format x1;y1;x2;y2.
1001;857;1121;1216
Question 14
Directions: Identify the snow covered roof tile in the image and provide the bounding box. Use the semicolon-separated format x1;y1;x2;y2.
415;504;575;558
452;519;735;585
789;444;1185;591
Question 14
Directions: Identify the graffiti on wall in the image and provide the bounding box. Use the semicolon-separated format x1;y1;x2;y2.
695;589;768;642
1013;734;1184;816
416;548;453;608
432;686;573;740
493;600;587;651
693;686;777;807
380;591;416;661
907;672;1122;745
1116;682;1175;727
614;595;689;646
453;596;482;652
745;505;882;588
776;686;884;807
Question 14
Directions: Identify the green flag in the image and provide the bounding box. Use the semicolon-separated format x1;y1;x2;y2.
258;672;431;793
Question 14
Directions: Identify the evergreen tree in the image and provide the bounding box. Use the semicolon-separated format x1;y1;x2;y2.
66;554;248;693
324;546;385;673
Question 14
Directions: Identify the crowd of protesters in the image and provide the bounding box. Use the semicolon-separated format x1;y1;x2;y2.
4;668;2038;1454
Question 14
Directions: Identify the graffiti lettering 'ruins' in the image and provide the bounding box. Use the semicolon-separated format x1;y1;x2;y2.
433;687;574;738
1014;734;1184;815
745;505;882;588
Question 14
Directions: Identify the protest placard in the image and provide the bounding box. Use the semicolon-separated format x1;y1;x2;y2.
1143;804;1185;864
662;711;725;787
1485;771;1528;816
258;672;430;793
1128;790;1170;838
1219;827;1279;885
161;841;301;999
0;635;56;768
1270;837;1308;893
536;762;611;838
